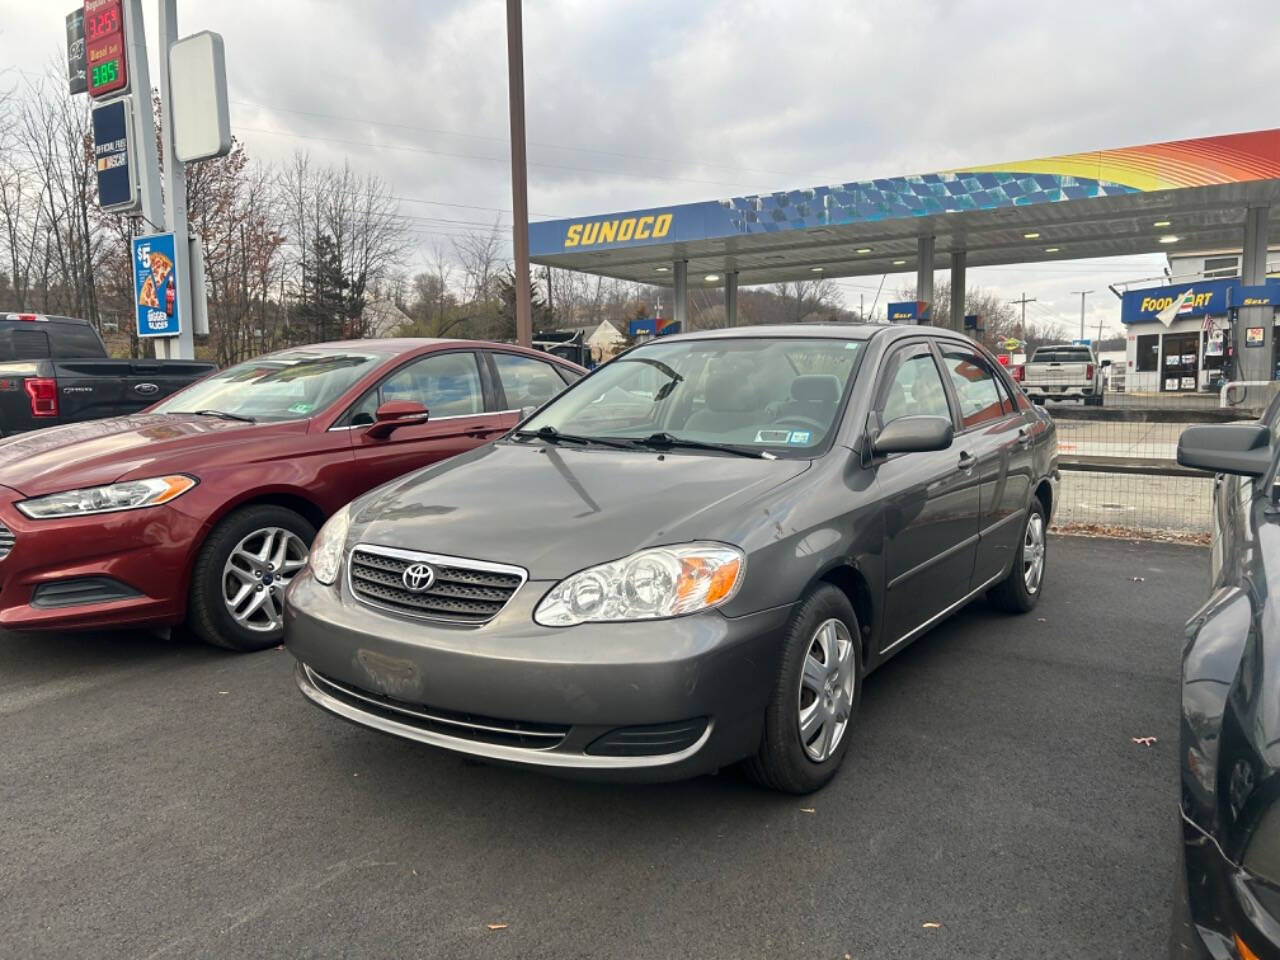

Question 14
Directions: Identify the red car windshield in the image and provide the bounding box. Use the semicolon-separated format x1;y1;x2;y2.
154;352;378;422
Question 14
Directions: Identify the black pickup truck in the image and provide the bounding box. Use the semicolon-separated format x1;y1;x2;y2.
0;313;214;437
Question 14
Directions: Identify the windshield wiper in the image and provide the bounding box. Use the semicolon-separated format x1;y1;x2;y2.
191;409;256;423
512;425;635;450
627;431;776;460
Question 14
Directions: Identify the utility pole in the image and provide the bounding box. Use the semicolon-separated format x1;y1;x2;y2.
505;0;533;347
1071;290;1093;341
1010;292;1036;338
155;0;193;361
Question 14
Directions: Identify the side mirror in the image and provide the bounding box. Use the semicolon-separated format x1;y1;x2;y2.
873;415;954;456
365;400;429;439
1177;424;1272;477
1100;359;1112;367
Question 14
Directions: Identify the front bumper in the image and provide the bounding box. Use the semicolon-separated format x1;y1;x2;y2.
284;568;794;780
1180;812;1280;959
0;486;201;631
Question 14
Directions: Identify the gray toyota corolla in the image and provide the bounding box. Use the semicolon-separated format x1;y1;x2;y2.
285;325;1057;792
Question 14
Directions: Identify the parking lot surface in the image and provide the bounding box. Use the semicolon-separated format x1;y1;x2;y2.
2;536;1198;960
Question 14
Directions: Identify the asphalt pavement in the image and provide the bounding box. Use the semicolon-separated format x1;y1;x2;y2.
1;536;1199;960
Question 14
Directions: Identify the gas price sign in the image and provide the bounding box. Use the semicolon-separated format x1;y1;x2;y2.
84;0;128;98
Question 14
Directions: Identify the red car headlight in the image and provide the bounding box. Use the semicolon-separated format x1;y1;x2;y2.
16;475;197;519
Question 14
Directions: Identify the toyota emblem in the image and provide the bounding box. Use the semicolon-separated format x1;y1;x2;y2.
401;562;435;593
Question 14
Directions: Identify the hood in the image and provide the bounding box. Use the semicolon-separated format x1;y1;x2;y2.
352;441;812;578
0;414;297;496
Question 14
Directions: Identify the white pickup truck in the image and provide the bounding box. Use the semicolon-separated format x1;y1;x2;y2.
1013;344;1105;406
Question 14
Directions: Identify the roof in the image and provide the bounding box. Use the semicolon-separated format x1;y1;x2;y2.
585;320;624;340
2;313;88;325
269;337;586;369
529;128;1280;288
655;323;881;341
361;299;412;338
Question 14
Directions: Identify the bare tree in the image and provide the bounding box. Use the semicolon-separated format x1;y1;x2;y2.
452;222;504;307
14;77;102;325
321;161;407;336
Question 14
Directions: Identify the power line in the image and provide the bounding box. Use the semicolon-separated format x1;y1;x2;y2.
231;98;814;183
234;125;776;192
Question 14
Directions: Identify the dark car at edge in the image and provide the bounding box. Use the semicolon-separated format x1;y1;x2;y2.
285;324;1059;792
1173;422;1280;960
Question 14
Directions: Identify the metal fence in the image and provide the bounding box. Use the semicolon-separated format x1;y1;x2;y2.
1042;379;1280;542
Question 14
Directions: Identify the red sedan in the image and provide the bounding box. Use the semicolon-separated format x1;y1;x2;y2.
0;339;582;650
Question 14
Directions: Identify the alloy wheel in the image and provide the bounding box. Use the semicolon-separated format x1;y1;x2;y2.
796;618;856;762
221;526;308;632
1023;512;1046;594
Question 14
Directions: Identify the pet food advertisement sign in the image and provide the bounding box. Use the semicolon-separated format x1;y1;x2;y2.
132;233;180;338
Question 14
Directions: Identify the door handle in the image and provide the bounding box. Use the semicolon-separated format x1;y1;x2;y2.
957;451;977;472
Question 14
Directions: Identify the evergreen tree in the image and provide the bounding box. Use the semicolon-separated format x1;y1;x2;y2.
496;270;555;340
295;233;349;343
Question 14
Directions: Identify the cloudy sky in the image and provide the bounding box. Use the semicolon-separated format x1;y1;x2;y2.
4;0;1279;335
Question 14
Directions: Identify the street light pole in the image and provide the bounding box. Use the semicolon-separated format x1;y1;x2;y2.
505;0;533;347
1071;290;1093;341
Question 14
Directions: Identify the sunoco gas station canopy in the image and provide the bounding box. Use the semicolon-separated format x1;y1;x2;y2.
529;129;1280;288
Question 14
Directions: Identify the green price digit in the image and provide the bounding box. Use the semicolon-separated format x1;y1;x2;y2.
93;60;119;88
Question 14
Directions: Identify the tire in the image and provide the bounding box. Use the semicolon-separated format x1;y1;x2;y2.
987;498;1047;613
744;584;862;794
187;504;316;652
1169;821;1212;959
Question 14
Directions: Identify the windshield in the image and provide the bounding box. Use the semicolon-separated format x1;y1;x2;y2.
521;337;864;455
153;351;379;422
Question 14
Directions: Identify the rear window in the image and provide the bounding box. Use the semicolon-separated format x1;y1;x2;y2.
0;327;51;361
49;322;107;358
1031;347;1093;363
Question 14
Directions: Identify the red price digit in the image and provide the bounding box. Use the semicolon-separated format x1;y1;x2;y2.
88;8;120;40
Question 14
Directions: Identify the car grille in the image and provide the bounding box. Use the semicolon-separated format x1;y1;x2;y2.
347;545;526;624
0;522;13;561
307;666;568;750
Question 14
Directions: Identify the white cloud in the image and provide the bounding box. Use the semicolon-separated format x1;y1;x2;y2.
3;0;1277;335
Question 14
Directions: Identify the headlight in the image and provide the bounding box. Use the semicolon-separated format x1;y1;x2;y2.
534;543;744;626
308;505;351;586
16;475;197;519
1245;801;1280;886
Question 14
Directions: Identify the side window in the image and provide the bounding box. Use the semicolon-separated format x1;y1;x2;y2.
347;389;380;426
938;346;1008;430
380;351;484;418
990;367;1016;414
876;345;952;426
492;352;568;410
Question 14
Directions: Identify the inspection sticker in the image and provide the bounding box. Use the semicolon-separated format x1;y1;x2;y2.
788;431;811;444
755;429;791;443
